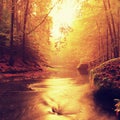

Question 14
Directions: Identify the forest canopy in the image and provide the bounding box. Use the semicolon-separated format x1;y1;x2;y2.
0;0;120;70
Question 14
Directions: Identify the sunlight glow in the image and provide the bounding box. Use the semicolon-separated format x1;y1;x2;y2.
32;3;37;16
29;77;93;120
49;0;85;42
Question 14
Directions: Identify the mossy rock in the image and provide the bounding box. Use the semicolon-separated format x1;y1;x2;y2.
90;58;120;89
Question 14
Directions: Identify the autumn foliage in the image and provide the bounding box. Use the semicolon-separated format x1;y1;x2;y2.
91;58;120;89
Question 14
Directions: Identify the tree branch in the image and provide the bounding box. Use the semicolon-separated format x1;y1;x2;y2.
27;0;61;35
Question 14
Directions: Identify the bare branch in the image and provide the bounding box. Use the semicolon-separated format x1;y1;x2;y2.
27;0;62;35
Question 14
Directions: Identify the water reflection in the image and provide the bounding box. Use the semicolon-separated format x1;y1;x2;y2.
30;78;84;120
0;76;117;120
0;66;117;120
29;77;117;120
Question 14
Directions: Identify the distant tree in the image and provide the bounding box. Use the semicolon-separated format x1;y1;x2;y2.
0;0;10;33
0;0;53;68
0;0;3;24
73;0;120;68
0;0;4;58
14;0;52;66
24;0;52;66
117;0;120;57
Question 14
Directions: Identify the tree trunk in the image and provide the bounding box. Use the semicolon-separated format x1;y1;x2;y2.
107;0;119;58
90;6;103;63
22;0;29;63
103;0;114;58
118;7;120;57
9;0;15;66
106;29;109;60
0;0;3;24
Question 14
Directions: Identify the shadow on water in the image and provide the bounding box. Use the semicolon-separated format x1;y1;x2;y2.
93;88;120;115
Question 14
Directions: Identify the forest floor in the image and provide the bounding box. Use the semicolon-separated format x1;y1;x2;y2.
0;57;54;82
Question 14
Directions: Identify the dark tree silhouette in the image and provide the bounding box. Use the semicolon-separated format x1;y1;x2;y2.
0;0;3;24
22;0;29;63
9;0;15;66
103;0;119;58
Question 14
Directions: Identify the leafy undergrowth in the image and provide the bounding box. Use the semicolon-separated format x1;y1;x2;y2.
91;58;120;89
0;57;43;72
0;57;52;82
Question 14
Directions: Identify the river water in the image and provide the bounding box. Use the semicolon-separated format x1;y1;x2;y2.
0;67;118;120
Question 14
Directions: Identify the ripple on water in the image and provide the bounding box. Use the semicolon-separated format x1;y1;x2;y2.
29;77;117;120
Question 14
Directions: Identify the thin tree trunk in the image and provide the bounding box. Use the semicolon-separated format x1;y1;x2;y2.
14;0;22;46
90;6;102;63
22;0;29;63
118;7;120;56
0;0;3;24
15;1;19;34
107;0;117;40
106;29;109;60
9;0;15;66
103;0;114;58
107;0;119;58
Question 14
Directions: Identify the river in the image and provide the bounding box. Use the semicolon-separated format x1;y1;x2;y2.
0;67;118;120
